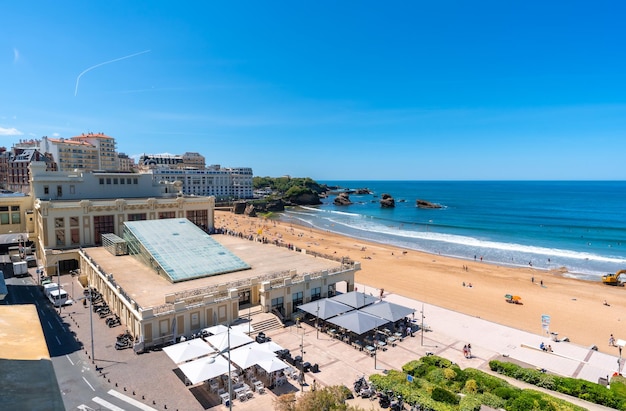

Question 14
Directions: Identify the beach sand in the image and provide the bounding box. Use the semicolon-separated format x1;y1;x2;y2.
215;210;625;355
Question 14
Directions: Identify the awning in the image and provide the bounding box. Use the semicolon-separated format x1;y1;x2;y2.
229;343;276;370
359;301;415;323
329;291;378;309
206;330;253;352
327;310;388;335
179;354;230;384
256;356;290;373
297;299;353;320
163;338;215;364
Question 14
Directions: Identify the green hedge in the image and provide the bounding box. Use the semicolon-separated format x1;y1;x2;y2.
368;356;586;411
489;359;626;410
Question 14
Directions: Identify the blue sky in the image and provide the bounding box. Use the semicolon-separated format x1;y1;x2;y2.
1;1;625;180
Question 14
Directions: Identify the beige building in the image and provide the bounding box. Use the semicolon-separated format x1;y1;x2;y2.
79;224;358;351
0;162;358;352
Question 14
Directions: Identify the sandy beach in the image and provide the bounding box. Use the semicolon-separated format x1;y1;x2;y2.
215;210;625;356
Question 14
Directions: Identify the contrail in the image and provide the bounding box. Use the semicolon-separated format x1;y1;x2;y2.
74;49;151;96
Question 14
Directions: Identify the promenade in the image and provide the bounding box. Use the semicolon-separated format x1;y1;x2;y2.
60;273;620;411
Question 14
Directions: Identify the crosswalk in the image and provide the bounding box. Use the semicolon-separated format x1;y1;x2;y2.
77;389;157;411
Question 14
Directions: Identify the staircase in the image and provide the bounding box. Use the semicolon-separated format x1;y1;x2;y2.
238;305;284;336
251;316;284;336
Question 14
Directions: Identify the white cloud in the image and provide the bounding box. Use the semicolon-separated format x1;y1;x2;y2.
0;127;23;136
52;132;60;137
13;48;19;63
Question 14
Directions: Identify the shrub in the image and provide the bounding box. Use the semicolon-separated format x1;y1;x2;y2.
432;387;460;405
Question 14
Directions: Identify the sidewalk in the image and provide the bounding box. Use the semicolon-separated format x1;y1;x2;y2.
56;271;620;411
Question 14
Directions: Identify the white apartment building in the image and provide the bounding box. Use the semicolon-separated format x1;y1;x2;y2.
149;166;253;199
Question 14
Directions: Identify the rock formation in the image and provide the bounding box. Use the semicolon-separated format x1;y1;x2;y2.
244;204;257;217
380;193;395;208
416;199;442;209
333;192;353;206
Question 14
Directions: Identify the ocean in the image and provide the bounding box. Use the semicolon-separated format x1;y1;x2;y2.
278;181;626;281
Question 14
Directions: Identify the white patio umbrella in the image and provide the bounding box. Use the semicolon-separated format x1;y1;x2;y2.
256;356;289;373
207;330;253;351
230;323;255;335
229;344;275;370
257;340;284;353
179;354;230;385
203;324;229;335
163;338;216;364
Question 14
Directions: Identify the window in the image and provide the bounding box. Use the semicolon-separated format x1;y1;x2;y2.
10;206;20;224
57;186;62;197
186;209;208;229
0;206;8;225
70;216;79;227
113;178;118;184
70;228;80;245
133;178;138;184
271;297;284;316
106;178;111;185
120;178;125;185
127;178;132;184
311;287;321;301
44;185;49;194
55;229;65;246
99;178;104;185
69;185;75;194
55;218;64;228
292;291;303;308
93;215;114;245
158;211;176;219
127;213;147;221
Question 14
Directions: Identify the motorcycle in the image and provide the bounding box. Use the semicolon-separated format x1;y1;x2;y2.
98;309;112;318
117;330;134;342
378;391;391;409
390;395;404;411
106;315;121;327
115;338;133;350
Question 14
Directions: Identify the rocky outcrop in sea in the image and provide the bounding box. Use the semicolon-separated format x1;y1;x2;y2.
380;193;395;208
334;192;353;206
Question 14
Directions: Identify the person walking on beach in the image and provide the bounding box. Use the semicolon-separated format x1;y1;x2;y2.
610;334;616;347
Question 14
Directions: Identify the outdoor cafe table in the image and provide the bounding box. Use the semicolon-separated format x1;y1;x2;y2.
376;340;387;350
387;336;398;347
353;340;363;351
365;345;376;356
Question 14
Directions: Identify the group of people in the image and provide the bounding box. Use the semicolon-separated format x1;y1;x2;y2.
540;342;553;352
462;344;472;358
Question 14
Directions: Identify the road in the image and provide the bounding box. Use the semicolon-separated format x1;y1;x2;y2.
4;274;157;411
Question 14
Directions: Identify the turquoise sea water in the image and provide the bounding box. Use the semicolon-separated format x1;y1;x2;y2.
279;181;626;281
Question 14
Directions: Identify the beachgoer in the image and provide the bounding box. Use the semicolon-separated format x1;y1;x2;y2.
547;345;553;352
467;343;472;358
462;281;466;287
604;300;610;306
531;276;534;283
540;280;543;286
463;345;468;358
540;342;546;351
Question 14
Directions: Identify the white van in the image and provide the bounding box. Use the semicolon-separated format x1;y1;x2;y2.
43;282;60;297
48;289;69;307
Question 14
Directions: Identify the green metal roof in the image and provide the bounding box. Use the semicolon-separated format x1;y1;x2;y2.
123;218;250;283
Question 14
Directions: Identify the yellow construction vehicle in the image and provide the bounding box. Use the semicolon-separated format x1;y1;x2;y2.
602;269;626;286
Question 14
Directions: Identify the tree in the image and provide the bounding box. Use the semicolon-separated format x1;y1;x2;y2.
274;386;366;411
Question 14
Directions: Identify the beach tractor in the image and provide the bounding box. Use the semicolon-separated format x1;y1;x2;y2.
601;269;626;286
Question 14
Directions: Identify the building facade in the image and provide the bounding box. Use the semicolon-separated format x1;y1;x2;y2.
149;166;253;199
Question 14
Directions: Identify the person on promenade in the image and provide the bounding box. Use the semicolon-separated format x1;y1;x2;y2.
610;334;616;347
463;345;468;358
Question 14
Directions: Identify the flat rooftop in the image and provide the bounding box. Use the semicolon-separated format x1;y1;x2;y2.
84;234;343;308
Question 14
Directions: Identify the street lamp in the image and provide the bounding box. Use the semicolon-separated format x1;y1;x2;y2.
420;303;425;346
209;326;233;411
315;300;320;339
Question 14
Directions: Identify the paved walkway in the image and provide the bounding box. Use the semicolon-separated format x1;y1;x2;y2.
60;272;620;410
